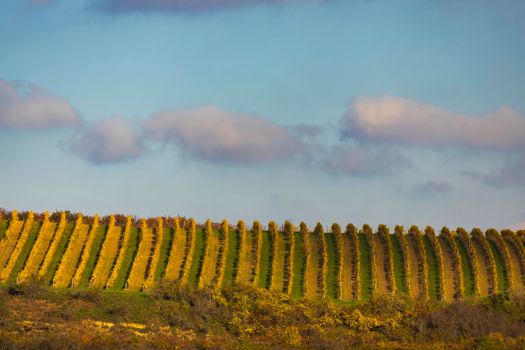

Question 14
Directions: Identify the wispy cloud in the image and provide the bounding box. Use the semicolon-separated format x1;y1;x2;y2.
69;117;145;164
93;0;327;14
341;95;525;149
142;106;304;164
320;145;410;177
0;79;81;129
409;180;453;198
464;155;525;187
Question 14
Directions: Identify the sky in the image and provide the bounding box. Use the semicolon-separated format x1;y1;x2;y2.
0;0;524;230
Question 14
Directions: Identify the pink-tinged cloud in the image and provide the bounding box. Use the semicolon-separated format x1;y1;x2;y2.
70;117;144;164
95;0;324;13
342;96;525;149
0;79;81;129
142;106;304;164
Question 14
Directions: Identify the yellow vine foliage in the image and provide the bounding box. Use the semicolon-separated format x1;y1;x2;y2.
106;216;132;288
320;226;329;299
180;218;196;286
144;218;164;290
0;211;34;281
71;214;99;287
457;228;481;296
348;224;360;300
269;221;285;293
215;219;229;288
127;219;153;291
235;220;251;285
163;217;186;281
501;229;525;286
471;228;498;295
0;210;24;271
394;226;411;297
409;226;429;300
362;225;377;298
251;221;263;286
18;211;55;282
313;223;326;298
440;228;464;299
425;226;445;301
378;224;395;295
338;224;352;301
90;216;123;288
198;219;219;289
38;212;67;279
486;229;514;294
53;214;90;288
287;222;296;296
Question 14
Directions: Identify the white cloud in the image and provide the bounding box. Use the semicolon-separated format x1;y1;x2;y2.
142;106;304;164
70;117;144;164
342;95;525;149
0;79;81;129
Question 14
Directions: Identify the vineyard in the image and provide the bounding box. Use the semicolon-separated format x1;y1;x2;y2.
0;210;523;301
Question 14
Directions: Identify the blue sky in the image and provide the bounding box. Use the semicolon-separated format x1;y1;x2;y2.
0;0;524;230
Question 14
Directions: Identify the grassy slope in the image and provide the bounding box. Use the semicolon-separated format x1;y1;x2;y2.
43;223;75;285
222;228;239;288
487;240;509;293
76;225;107;288
258;231;271;289
0;219;7;241
112;226;140;290
325;232;339;299
187;228;205;289
390;234;408;295
358;233;372;300
7;221;41;283
291;232;306;299
422;235;439;300
154;228;173;281
455;237;475;296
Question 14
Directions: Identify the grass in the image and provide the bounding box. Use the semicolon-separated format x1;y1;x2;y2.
7;221;41;283
43;223;75;285
75;225;107;288
291;232;306;298
0;219;7;241
390;234;408;295
187;228;205;288
154;228;173;281
359;233;372;300
222;228;239;288
455;237;475;297
258;231;272;289
111;226;140;290
487;240;509;294
422;235;439;300
324;232;339;299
